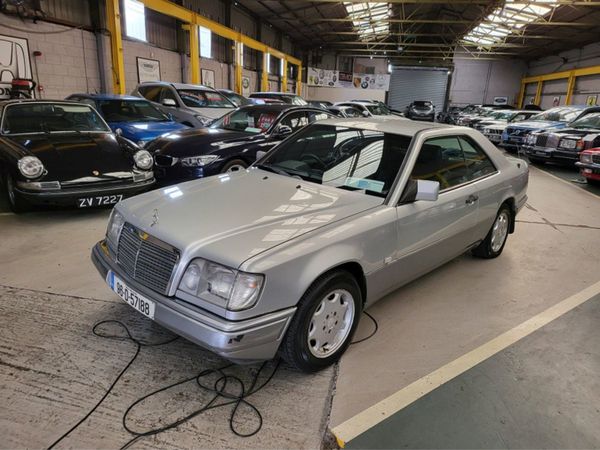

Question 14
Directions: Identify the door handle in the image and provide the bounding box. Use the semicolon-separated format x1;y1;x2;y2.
465;194;479;205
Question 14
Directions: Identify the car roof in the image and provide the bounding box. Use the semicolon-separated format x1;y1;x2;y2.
336;101;377;106
238;104;326;113
0;99;91;107
68;93;143;101
250;92;298;96
137;81;214;90
318;117;452;135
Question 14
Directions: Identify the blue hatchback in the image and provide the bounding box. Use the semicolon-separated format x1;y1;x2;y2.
65;94;188;147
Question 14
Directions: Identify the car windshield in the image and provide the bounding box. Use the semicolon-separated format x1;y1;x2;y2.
531;107;581;122
414;101;432;107
98;99;168;122
569;112;600;129
177;89;235;108
222;91;251;107
342;107;361;117
211;108;278;134
493;111;514;120
285;96;308;106
256;124;411;198
366;104;391;115
1;103;110;134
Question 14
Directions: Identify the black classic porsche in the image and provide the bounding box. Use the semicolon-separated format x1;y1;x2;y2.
0;100;155;212
148;104;332;185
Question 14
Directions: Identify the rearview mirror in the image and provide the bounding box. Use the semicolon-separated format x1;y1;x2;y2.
399;179;440;204
274;124;293;137
162;98;177;107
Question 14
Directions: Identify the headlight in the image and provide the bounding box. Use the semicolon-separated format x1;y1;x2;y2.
195;115;213;126
18;156;45;179
133;150;153;170
180;155;219;167
580;153;592;163
106;209;125;245
179;258;264;311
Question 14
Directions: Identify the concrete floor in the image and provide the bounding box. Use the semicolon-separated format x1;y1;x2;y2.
1;162;599;448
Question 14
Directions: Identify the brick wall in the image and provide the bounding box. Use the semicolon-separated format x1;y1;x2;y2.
0;14;101;99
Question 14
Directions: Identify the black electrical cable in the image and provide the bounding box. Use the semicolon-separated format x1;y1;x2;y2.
46;320;280;450
350;311;379;345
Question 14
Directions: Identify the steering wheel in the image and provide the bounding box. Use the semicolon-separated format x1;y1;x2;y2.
300;153;326;169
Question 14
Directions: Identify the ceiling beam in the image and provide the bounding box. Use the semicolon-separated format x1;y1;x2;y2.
297;18;596;26
278;0;600;4
325;41;530;48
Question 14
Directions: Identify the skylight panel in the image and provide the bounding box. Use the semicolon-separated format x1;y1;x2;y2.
344;1;391;41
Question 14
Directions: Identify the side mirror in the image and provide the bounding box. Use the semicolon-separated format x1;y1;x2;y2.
274;124;293;138
399;179;440;204
162;98;177;107
255;150;267;161
114;128;123;136
362;110;370;117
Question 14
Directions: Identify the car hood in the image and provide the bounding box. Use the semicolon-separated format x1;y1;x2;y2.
108;121;187;141
508;120;564;130
148;128;266;157
187;107;236;119
7;133;133;182
117;169;382;269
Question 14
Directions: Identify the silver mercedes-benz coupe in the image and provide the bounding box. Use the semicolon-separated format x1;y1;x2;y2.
92;118;529;372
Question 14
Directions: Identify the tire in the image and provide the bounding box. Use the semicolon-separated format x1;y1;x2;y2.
221;159;248;174
472;204;512;259
280;270;362;372
3;172;30;213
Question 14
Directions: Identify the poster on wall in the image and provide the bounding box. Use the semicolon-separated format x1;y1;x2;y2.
493;96;508;105
337;71;353;88
241;76;251;97
552;96;561;107
201;69;215;88
352;73;390;90
307;67;339;87
136;57;160;83
0;34;33;99
586;95;597;106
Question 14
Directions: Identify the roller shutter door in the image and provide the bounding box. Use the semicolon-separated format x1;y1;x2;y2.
388;67;449;112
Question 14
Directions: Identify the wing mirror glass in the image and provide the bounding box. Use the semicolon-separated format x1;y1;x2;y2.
162;98;177;107
399;179;440;204
274;124;293;138
255;150;267;161
362;110;370;117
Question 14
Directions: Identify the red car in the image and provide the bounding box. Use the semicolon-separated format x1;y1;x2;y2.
576;148;600;185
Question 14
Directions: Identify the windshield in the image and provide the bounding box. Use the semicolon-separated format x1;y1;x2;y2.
211;108;278;134
569;112;600;129
1;103;110;134
222;91;251;107
366;104;391;116
257;124;411;198
98;99;167;122
530;107;581;122
414;101;432;107
492;111;514;120
177;89;235;108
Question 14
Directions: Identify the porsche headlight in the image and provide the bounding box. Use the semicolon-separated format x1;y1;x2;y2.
133;150;153;170
179;258;264;311
180;155;219;167
18;156;45;179
106;209;125;246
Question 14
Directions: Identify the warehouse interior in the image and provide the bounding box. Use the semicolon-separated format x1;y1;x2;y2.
1;1;600;449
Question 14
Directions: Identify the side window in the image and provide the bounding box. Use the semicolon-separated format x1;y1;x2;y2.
280;111;309;132
459;137;497;179
410;136;470;190
308;111;330;123
140;86;161;102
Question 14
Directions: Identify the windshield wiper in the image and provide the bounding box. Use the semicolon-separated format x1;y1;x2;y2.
255;163;291;177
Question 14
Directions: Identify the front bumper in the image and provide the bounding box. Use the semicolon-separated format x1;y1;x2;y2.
525;146;580;163
16;178;155;207
484;133;502;143
91;242;296;363
153;163;221;186
576;161;600;180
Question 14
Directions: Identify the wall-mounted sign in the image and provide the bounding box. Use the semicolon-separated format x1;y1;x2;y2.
493;96;508;105
241;76;251;97
586;95;597;106
307;67;390;90
136;57;160;83
353;73;390;90
0;34;32;99
552;96;561;107
201;69;215;88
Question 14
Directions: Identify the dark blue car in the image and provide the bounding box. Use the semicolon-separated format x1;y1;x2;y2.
501;105;597;152
65;94;188;147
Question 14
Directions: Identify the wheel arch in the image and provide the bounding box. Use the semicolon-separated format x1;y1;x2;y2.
310;261;368;306
501;197;516;233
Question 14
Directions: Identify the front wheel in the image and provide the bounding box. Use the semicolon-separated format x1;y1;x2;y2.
280;270;362;372
4;172;30;213
472;204;512;259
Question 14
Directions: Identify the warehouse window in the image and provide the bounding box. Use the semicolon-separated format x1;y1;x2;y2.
200;26;212;59
124;0;146;42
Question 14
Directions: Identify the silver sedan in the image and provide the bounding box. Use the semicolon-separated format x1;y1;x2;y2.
92;118;528;372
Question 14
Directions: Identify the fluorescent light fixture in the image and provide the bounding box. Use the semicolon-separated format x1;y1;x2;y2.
266;53;271;73
124;0;146;41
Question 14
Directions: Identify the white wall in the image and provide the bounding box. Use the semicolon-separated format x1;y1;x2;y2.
449;53;527;106
304;86;385;103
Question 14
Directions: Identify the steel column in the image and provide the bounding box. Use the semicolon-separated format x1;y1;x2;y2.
565;72;576;105
235;41;243;94
105;0;126;94
187;24;200;84
262;52;269;91
296;63;302;96
534;80;543;106
281;59;288;93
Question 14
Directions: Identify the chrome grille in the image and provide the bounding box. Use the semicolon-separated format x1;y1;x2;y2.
536;135;548;147
116;223;179;294
593;154;600;164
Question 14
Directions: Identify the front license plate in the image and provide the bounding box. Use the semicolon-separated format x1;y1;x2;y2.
107;271;155;319
77;194;123;208
536;151;547;156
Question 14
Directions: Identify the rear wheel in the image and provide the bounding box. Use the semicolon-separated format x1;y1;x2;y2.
280;270;362;372
472;204;512;259
221;159;248;174
3;172;30;213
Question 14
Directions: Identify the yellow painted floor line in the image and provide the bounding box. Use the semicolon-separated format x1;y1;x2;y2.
331;279;600;447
